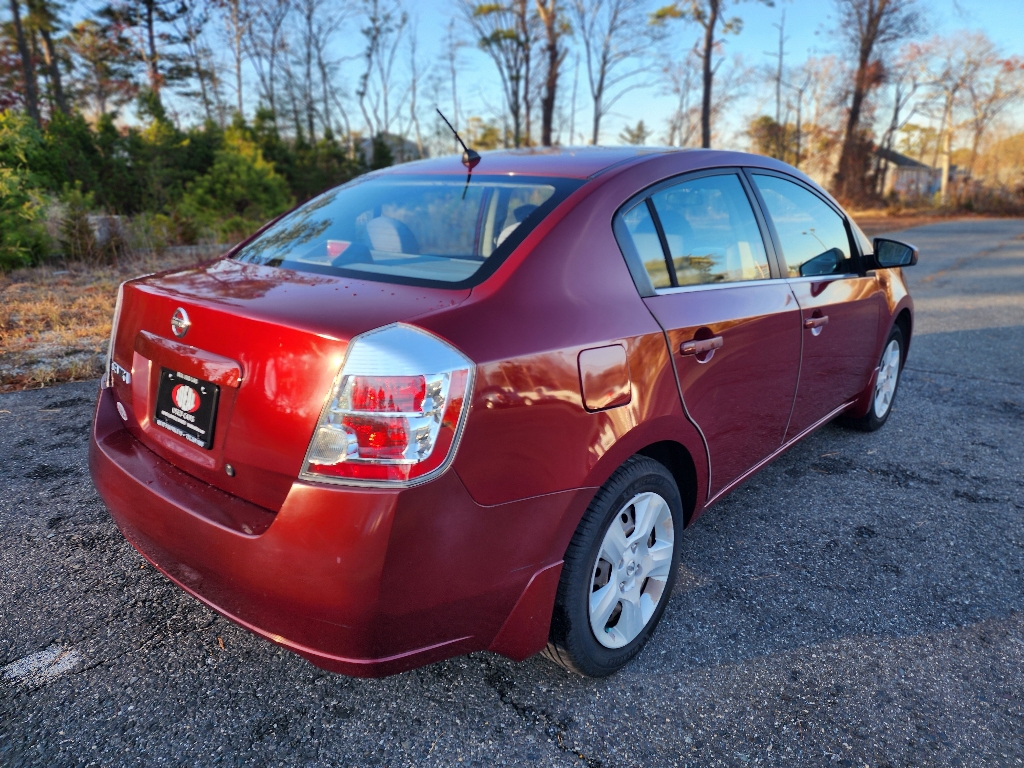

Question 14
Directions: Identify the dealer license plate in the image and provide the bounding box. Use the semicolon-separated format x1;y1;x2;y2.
154;368;220;450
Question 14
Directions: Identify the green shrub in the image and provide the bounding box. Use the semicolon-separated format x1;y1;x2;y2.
0;111;51;271
178;126;292;241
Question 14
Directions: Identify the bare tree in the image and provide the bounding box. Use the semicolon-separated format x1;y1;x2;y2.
405;29;425;157
441;18;464;152
246;0;291;120
296;0;320;139
357;0;409;140
964;45;1024;175
652;0;769;149
796;55;846;181
571;0;651;145
216;0;251;116
662;49;700;146
461;0;535;147
536;0;569;146
871;41;924;194
921;32;989;202
832;0;922;202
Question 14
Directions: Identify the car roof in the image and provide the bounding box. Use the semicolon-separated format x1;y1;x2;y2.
382;146;679;179
375;146;828;191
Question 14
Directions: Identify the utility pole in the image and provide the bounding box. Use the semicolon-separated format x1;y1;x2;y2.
940;122;951;204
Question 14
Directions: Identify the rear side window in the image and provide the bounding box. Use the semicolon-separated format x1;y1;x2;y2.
650;175;771;285
751;174;855;277
621;202;672;289
233;174;582;288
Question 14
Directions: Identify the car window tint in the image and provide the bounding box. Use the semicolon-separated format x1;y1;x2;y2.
649;174;771;286
752;174;854;277
621;202;672;289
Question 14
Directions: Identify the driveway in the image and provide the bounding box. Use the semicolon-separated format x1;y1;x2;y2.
2;218;1023;767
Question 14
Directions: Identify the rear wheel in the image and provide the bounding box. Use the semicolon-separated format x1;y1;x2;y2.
844;325;904;432
543;456;683;677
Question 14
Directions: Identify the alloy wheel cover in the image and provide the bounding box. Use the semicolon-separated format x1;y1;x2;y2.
873;339;901;418
589;492;675;649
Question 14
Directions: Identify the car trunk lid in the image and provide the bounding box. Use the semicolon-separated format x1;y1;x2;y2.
108;259;470;511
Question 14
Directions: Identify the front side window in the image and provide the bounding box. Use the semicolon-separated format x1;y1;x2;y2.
752;174;855;277
649;174;771;286
234;174;582;288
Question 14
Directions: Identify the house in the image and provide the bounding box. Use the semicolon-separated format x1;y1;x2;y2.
874;147;940;198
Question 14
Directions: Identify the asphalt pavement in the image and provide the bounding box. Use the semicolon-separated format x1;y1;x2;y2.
2;218;1023;767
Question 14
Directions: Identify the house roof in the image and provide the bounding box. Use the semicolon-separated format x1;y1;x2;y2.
875;147;935;169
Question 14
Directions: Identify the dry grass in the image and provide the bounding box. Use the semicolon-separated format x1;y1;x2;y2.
0;248;222;392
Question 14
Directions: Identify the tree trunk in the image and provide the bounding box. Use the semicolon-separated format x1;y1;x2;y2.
145;0;160;93
519;0;531;146
837;65;869;200
9;0;41;125
537;0;561;147
700;0;719;149
29;0;67;115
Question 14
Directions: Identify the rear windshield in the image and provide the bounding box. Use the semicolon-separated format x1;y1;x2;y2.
233;173;583;288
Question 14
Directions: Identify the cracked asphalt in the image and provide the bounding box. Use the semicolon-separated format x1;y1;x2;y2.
2;218;1023;767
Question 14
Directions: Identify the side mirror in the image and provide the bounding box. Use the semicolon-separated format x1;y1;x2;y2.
869;237;918;269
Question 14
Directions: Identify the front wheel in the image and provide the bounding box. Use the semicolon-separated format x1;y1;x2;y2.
844;325;905;432
543;456;683;677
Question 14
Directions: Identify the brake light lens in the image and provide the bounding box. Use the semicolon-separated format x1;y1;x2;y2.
301;324;475;486
104;282;126;387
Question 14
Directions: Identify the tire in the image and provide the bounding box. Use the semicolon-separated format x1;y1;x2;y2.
843;325;905;432
543;456;684;677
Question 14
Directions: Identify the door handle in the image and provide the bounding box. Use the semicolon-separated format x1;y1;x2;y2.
804;315;829;330
680;336;724;356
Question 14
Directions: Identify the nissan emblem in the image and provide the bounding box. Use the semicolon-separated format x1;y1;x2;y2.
171;307;191;338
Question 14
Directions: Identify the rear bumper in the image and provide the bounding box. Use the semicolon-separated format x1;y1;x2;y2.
89;386;570;676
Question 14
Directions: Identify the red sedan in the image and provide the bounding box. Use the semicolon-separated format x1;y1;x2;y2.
90;147;916;677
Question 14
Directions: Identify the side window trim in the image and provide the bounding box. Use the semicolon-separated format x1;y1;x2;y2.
613;167;783;297
612;205;657;297
645;198;678;288
742;167;864;278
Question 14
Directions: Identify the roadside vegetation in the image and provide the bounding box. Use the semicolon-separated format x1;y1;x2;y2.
1;0;1022;389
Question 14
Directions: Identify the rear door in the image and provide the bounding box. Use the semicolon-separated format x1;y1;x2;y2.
617;170;802;500
747;171;884;440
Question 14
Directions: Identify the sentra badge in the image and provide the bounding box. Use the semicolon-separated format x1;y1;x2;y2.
171;307;191;338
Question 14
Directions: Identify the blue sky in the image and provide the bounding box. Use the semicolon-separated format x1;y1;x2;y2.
68;0;1024;148
442;0;1024;147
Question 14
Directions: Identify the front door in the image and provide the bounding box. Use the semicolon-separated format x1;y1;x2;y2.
618;171;802;500
747;172;883;439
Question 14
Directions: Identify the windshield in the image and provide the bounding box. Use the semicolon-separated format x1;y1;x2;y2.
233;174;583;288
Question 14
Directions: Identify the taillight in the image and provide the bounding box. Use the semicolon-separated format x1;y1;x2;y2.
103;282;126;388
300;323;475;487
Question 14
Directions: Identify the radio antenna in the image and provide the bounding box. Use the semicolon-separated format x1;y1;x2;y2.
437;108;481;199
